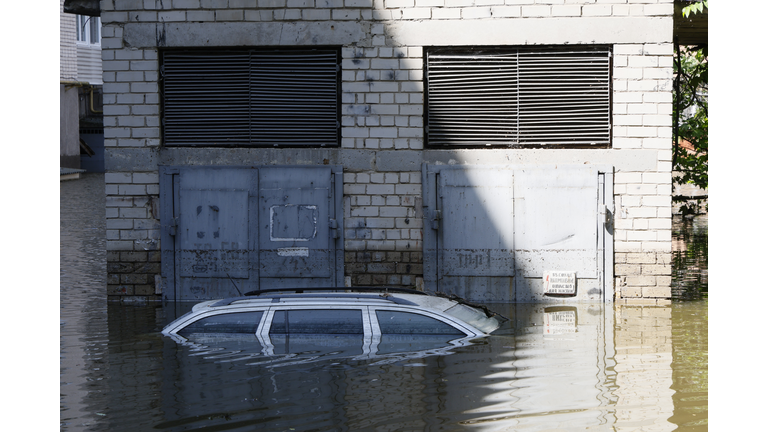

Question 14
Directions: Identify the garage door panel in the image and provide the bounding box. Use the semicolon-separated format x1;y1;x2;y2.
179;189;250;279
438;168;515;277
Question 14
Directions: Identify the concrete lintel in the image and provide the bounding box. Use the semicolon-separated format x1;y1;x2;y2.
109;147;660;173
422;149;659;172
105;148;159;172
375;150;423;172
387;17;673;47
158;147;342;167
341;150;376;171
124;22;367;48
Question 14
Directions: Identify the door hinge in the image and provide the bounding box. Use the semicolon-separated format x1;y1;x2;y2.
168;217;178;236
599;205;612;225
430;210;441;230
329;218;339;239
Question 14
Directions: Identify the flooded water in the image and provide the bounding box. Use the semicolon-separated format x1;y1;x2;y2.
672;215;708;300
61;174;708;431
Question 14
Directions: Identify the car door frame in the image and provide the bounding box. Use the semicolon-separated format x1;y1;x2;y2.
258;305;375;356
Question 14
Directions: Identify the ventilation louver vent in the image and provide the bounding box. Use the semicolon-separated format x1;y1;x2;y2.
426;47;611;147
162;48;340;147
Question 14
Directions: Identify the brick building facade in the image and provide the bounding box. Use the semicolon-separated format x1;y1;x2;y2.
100;0;674;305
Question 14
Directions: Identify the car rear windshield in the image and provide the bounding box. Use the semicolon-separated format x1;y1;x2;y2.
269;309;364;334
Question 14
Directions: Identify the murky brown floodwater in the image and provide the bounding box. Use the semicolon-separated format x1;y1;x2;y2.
61;174;707;431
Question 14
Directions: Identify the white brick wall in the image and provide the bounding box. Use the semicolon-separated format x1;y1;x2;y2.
101;0;674;301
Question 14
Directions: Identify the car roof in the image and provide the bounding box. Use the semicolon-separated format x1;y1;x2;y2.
207;287;456;310
169;287;508;335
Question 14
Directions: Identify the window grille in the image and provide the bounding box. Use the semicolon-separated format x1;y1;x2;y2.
425;46;611;147
161;48;340;147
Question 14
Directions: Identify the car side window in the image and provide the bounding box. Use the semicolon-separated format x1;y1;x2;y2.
376;310;465;335
269;309;364;334
178;311;264;336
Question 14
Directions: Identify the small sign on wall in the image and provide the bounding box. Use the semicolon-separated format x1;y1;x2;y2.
543;271;577;295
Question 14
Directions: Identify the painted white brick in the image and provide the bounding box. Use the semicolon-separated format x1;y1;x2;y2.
333;9;361;20
626;104;657;114
303;9;332;20
613;92;643;103
643;114;671;127
173;0;200;8
649;219;672;230
491;5;521;16
615;172;643;184
643;92;673;103
432;8;462;18
582;4;611;16
614;68;643;80
402;8;432;19
463;7;493;19
612;4;630;15
643;196;671;207
521;5;550;16
643;3;673;16
642;172;671;184
612;138;642;149
614;44;645;55
552;4;581;16
445;0;474;6
387;0;414;6
613;115;643;126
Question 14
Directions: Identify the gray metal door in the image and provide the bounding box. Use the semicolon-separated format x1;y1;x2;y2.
427;167;516;302
257;167;341;289
160;166;343;301
423;164;613;303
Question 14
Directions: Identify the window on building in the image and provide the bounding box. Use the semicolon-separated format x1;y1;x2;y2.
76;15;100;45
161;48;341;147
425;46;612;148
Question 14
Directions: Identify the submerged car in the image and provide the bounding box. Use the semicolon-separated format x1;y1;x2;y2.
162;288;507;356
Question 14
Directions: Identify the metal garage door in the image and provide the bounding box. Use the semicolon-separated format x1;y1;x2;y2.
160;165;343;301
423;164;613;303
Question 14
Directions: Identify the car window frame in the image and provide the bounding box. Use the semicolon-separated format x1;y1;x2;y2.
259;305;374;356
167;305;271;338
368;306;478;337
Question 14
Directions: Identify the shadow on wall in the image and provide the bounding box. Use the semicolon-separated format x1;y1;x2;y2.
422;159;613;303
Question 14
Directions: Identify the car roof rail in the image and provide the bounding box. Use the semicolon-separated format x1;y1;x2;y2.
211;292;420;308
242;286;429;297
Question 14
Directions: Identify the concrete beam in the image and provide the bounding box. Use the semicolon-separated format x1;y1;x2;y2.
386;17;673;46
124;22;368;48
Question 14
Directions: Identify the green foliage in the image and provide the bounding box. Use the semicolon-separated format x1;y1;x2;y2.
673;41;708;215
681;0;708;18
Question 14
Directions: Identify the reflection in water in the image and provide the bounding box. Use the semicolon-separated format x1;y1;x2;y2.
672;215;708;300
61;174;707;431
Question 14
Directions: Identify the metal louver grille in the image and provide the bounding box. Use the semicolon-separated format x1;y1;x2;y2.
426;47;611;147
162;48;340;147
